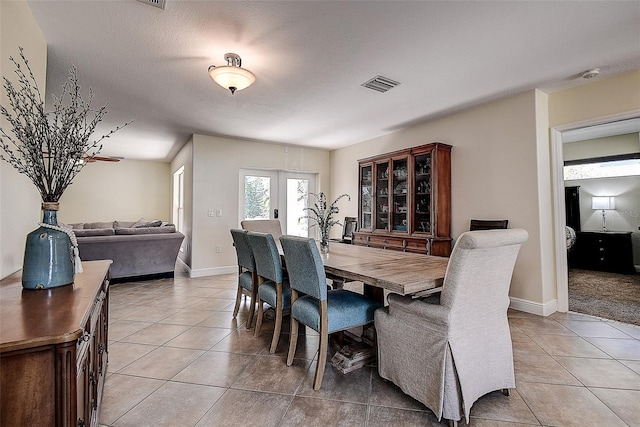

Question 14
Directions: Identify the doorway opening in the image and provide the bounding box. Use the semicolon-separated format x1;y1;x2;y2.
551;112;640;320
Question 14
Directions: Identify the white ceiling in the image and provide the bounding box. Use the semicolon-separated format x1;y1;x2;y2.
25;0;640;162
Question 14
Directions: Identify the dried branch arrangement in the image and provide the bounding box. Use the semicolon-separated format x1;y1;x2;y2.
0;47;131;202
301;192;351;244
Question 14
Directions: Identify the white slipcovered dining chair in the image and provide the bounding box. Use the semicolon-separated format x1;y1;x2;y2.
375;229;528;426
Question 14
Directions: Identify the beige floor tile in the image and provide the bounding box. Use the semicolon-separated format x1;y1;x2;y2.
119;304;180;322
120;323;191;345
367;405;441;426
586;337;640;360
106;342;157;373
196;311;245;329
529;334;611;358
550;311;602;322
209;288;239;299
280;396;368;427
555;356;640;389
118;346;204;380
620;359;640;375
508;317;575;336
157;308;219;326
112;381;225;427
368;373;428;411
468;389;539;425
172;350;255;387
610;323;640;339
589;387;640;426
99;374;165;425
560;320;633;338
516;382;626;427
513;352;581;386
195;389;293;427
511;332;547;355
188;298;237;311
231;354;310;394
164;326;231;350
108;319;153;341
210;328;273;354
467;418;540;426
296;361;373;404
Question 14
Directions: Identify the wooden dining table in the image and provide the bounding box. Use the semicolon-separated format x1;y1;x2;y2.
318;242;449;298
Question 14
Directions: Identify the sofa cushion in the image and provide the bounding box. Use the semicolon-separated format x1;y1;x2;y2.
114;220;136;228
74;228;115;237
132;218;163;228
85;221;115;229
115;225;176;235
69;223;85;230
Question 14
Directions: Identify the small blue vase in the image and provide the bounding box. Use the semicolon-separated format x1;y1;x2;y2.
22;206;75;290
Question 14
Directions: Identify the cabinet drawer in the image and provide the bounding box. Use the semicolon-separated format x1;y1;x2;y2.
405;239;427;251
369;235;405;249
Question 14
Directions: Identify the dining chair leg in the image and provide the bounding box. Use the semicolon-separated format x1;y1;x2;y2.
254;298;264;337
246;287;258;329
313;300;329;391
314;330;328;391
287;317;299;366
232;286;243;319
269;282;283;353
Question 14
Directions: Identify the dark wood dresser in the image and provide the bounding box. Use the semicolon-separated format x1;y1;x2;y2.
0;260;111;427
570;231;635;275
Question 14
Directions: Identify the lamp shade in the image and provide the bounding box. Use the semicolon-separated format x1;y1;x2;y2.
208;65;255;93
592;196;614;210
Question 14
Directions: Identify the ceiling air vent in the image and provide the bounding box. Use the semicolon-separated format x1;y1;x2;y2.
361;75;400;93
137;0;166;10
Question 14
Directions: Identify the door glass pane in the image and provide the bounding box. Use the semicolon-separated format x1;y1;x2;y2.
287;178;309;237
392;158;408;232
375;161;390;230
360;164;373;230
414;153;432;233
244;176;271;220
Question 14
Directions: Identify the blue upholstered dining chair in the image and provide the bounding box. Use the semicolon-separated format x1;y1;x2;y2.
246;231;291;353
230;229;259;329
279;235;383;390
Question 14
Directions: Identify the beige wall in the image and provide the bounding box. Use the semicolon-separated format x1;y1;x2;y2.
564;133;640;161
189;135;330;276
58;160;171;224
331;91;547;306
549;70;640;128
0;0;47;279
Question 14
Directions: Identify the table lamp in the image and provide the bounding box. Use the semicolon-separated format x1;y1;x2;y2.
591;196;614;231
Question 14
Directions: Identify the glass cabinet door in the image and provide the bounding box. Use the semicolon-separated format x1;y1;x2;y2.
360;164;373;230
391;157;408;232
375;161;390;231
413;152;432;233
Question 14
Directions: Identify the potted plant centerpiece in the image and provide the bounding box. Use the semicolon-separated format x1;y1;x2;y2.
0;48;130;289
301;192;350;254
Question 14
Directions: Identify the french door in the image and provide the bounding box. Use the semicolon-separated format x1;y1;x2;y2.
239;169;317;237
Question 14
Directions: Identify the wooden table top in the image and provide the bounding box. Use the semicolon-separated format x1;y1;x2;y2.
0;260;112;353
320;242;449;295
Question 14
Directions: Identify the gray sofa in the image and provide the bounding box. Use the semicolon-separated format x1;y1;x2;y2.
71;220;185;281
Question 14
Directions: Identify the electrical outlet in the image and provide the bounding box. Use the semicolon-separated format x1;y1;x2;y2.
207;209;214;217
215;245;222;253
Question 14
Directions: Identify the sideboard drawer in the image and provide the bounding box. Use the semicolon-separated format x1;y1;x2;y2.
369;235;405;249
572;231;635;274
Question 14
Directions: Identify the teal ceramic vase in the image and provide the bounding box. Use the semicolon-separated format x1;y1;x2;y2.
22;203;75;289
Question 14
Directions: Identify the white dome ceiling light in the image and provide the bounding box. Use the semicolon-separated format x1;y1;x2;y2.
581;68;600;79
208;53;256;94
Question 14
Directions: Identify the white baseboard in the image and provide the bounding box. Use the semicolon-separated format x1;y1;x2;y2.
189;266;236;278
510;297;558;317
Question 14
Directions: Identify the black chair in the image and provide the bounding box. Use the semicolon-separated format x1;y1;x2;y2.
469;219;509;231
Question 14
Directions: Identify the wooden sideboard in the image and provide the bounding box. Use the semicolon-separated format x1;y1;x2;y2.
570;231;635;275
354;142;452;256
0;260;111;427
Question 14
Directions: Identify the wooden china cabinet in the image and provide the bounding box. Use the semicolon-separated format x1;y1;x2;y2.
353;142;452;256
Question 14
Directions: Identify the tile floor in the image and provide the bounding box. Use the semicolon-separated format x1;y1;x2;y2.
100;270;640;427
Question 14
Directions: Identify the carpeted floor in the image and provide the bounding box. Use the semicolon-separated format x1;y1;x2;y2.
568;268;640;326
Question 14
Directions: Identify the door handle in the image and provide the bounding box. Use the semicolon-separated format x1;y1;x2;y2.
274;209;279;219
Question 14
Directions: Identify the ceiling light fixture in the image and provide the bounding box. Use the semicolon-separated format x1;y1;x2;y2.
208;53;255;94
581;68;600;79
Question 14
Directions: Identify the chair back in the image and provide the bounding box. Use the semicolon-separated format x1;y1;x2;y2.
230;229;255;271
241;220;283;239
342;217;358;242
469;219;509;231
279;235;327;301
247;231;284;283
441;229;528;320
